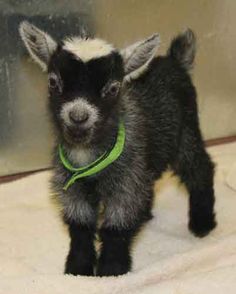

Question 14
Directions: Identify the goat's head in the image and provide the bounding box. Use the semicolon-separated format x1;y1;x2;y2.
19;21;160;146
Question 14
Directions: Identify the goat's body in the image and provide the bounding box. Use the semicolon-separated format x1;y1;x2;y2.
52;55;190;227
51;54;216;276
126;56;192;175
19;22;216;276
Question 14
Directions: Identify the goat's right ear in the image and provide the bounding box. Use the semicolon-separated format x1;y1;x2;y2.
19;21;57;71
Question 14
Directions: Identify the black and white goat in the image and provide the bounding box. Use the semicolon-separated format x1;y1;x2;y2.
19;22;216;277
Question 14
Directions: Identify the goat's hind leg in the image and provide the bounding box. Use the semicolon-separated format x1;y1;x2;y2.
174;132;217;237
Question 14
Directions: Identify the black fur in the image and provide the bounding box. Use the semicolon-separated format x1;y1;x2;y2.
64;220;96;276
20;24;217;277
97;227;134;276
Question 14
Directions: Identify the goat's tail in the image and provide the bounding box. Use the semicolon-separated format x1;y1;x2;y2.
168;29;196;71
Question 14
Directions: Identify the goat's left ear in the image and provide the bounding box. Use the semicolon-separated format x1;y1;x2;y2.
121;34;160;82
19;21;57;71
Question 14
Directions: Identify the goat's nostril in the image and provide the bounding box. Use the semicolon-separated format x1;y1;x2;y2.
69;112;89;124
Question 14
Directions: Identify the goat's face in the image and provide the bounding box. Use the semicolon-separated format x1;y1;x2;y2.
19;22;160;146
47;40;124;145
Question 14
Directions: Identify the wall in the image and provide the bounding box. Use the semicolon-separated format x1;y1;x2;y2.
0;0;235;176
94;0;236;140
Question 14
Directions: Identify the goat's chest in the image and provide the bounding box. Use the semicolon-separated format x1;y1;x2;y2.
67;147;94;167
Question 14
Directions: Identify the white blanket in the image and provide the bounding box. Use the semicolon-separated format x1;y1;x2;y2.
0;143;236;294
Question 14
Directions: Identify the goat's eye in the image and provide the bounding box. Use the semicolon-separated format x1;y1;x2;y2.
48;73;62;94
102;81;121;98
49;77;57;88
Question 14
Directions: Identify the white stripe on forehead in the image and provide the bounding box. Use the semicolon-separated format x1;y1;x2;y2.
63;37;115;62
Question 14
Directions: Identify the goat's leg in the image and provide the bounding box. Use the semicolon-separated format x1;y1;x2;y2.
97;173;153;276
96;226;137;276
64;220;96;276
173;129;217;237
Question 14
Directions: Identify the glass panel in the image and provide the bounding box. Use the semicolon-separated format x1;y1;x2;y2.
0;0;94;176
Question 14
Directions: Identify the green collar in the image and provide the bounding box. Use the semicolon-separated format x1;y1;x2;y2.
59;120;126;190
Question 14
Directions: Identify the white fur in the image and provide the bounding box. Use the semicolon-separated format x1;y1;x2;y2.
63;37;114;62
60;98;99;128
67;147;94;167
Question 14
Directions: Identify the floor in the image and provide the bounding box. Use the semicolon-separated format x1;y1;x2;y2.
0;142;236;294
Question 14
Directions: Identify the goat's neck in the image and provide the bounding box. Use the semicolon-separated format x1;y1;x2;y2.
62;118;119;168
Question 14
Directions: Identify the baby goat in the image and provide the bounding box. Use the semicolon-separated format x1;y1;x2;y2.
19;22;216;277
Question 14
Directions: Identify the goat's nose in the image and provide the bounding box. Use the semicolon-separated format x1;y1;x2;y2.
69;111;89;124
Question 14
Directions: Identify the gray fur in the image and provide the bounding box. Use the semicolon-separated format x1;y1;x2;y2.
121;34;160;81
60;98;99;128
51;165;97;225
19;21;57;70
51;91;152;229
168;29;196;70
98;94;153;228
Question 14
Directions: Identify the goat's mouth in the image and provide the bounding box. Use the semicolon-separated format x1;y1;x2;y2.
63;125;93;145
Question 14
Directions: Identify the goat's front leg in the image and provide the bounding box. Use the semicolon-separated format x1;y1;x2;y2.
60;181;98;276
97;178;153;276
64;220;96;276
97;226;135;276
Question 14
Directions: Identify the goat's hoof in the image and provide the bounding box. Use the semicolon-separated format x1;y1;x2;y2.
189;214;217;238
96;261;130;277
64;258;94;276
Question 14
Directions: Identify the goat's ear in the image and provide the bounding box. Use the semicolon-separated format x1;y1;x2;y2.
121;34;160;82
19;21;57;71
